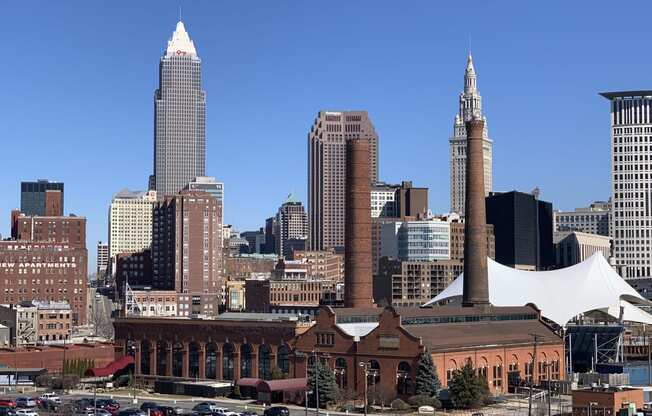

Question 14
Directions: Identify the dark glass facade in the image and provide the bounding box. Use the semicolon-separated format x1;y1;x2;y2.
485;191;554;270
20;180;64;216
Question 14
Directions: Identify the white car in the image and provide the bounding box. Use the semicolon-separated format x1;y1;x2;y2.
16;409;39;416
38;392;61;404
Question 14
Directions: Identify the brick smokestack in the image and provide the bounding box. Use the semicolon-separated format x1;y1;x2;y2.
344;138;374;308
462;118;490;306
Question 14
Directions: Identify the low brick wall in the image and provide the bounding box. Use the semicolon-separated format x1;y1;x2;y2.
0;343;115;373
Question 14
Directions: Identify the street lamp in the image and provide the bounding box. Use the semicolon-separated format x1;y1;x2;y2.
359;362;369;416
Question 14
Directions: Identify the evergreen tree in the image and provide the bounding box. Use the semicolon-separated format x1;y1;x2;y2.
270;367;286;380
308;360;340;408
448;362;489;409
415;352;441;396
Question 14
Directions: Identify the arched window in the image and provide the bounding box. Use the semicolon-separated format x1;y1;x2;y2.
277;344;290;376
258;344;271;380
222;343;234;381
156;341;168;376
478;357;488;381
188;342;200;379
206;343;217;379
172;342;183;377
241;344;253;378
397;362;413;395
368;360;380;385
446;359;458;384
140;340;150;375
539;352;548;382
525;353;534;384
552;352;561;380
335;358;347;389
509;355;519;373
492;356;503;389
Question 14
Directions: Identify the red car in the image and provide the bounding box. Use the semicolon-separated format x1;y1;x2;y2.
0;400;15;408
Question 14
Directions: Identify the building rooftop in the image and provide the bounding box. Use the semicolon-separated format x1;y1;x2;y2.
600;91;652;99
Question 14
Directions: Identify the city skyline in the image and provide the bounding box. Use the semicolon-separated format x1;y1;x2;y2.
2;1;648;270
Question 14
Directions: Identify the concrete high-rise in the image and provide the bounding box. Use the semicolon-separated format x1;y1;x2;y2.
450;55;493;215
20;180;64;217
275;194;308;258
308;111;378;252
601;91;652;278
554;200;611;236
108;190;157;273
96;241;109;278
153;21;206;198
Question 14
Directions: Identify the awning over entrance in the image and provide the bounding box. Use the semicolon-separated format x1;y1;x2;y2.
236;377;307;393
85;354;134;378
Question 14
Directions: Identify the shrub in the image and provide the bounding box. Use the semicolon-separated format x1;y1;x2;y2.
408;394;441;409
391;399;411;411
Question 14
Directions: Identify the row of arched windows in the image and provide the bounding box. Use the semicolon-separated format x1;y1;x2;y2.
138;341;291;380
445;352;562;388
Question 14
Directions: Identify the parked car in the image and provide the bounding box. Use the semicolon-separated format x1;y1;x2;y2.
193;403;227;413
140;403;164;416
37;393;61;405
117;409;146;416
14;398;36;409
190;405;215;416
0;406;16;416
73;399;95;412
15;410;38;416
0;400;16;409
263;407;289;416
95;410;113;416
96;399;120;413
153;406;181;416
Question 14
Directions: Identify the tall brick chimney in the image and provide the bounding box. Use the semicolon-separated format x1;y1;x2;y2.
462;118;490;306
344;138;374;308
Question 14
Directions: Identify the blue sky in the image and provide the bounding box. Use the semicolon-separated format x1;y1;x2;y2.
1;1;650;271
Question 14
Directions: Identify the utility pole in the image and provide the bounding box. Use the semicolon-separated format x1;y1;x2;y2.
646;326;651;386
529;333;543;416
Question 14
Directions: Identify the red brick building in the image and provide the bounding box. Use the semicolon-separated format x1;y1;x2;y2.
152;191;223;316
0;241;87;324
572;387;643;416
114;304;564;398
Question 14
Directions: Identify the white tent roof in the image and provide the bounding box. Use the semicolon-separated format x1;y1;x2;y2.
424;253;652;326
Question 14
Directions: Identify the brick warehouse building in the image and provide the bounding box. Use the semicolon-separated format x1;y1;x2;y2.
0;242;87;324
114;304;563;397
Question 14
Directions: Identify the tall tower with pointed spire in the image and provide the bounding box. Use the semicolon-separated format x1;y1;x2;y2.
449;54;493;215
153;20;206;198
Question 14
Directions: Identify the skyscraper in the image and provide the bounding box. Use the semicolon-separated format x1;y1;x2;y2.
20;179;64;216
449;54;493;215
152;190;223;316
96;241;109;278
275;194;308;258
153;21;206;198
308;111;378;251
601;91;652;279
108;189;157;273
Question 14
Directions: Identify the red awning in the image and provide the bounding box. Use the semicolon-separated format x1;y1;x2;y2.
236;378;263;388
85;355;134;377
258;378;307;393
